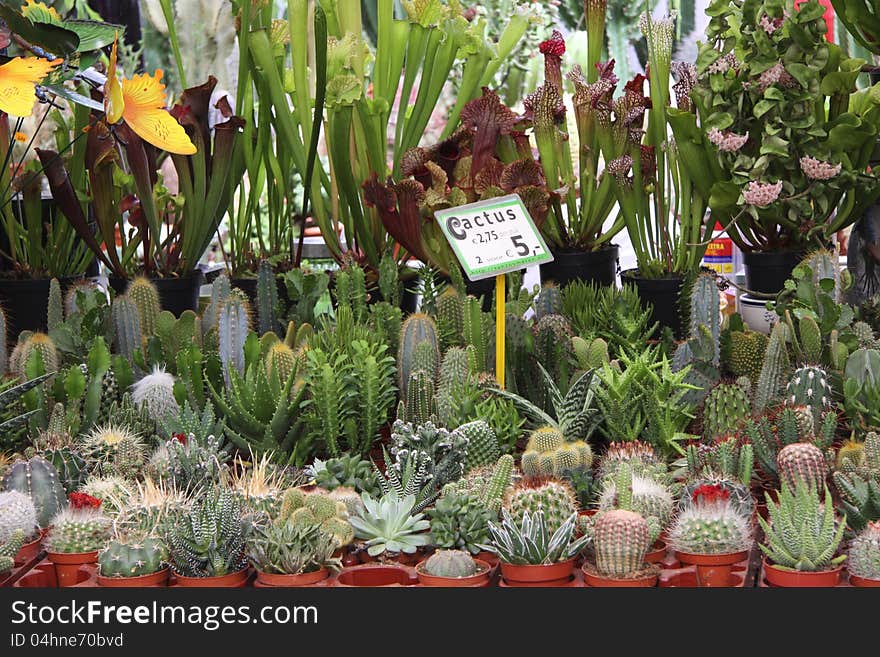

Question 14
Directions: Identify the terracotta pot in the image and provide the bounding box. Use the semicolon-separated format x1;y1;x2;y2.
675;549;749;587
97;568;170;588
14;534;43;566
582;565;658;588
415;559;491;587
255;568;329;587
500;558;575;586
849;573;880;588
763;558;843;587
174;568;249;588
335;564;417;587
47;551;98;587
645;540;667;564
476;551;500;568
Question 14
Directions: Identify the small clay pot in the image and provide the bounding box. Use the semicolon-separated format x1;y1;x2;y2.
47;551;99;587
415;559;491;587
582;564;658;588
849;573;880;588
14;533;43;566
335;564;417;587
763;558;843;588
645;540;668;564
500;558;576;586
255;568;329;587
675;549;749;587
97;568;170;588
174;568;249;588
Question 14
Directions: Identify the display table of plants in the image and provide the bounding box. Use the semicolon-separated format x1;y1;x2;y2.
3;0;880;590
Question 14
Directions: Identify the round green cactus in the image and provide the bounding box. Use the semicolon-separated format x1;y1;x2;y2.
702;381;752;439
598;469;674;528
79;424;146;480
521;428;592;478
458;420;500;472
503;479;577;533
2;456;67;528
46;508;111;554
848;521;880;581
527;426;565;454
0;491;37;544
778;442;828;494
98;538;168;577
423;549;478;578
593;509;650;578
668;503;753;555
265;342;297;384
728;330;768;383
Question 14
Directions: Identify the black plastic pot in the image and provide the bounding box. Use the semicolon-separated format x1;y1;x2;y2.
742;250;803;295
0;276;85;338
539;245;619;288
620;269;685;338
108;271;204;316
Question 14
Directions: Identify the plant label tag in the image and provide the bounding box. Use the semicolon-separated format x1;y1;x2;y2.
434;194;553;281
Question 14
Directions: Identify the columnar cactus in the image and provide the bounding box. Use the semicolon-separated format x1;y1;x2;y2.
572;336;610;370
533;314;574;384
10;332;59;378
503;479;578;533
2;457;66;527
785;366;832;430
218;290;251;384
593;509;650;578
0;306;7;376
403;369;435;426
852;321;878;349
98;538;168;577
778;442;828;493
398;313;439;396
754;322;792;412
436;287;464;349
847;522;880;581
463;296;490;372
131;365;180;423
533;284;563;319
422;549;478;577
128;277;161;334
0;491;38;544
484;454;514;513
702;380;752;439
203;272;231;333
47;278;63;332
412;340;438;381
457;420;500;471
46;508;112;553
598;466;675;528
728;329;768;383
111;295;143;360
256;259;280;335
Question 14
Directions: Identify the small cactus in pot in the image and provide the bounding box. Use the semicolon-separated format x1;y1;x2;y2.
417;549;489;586
847;522;880;585
46;497;111;554
98;538;168;579
587;509;657;586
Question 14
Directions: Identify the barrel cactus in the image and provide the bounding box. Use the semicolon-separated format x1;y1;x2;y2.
131;365;180;423
0;490;38;544
598;466;675;528
521;426;593;479
79;424;147;480
702;380;751;440
727;329;768;383
503;478;578;534
46;508;112;553
668;485;753;555
847;521;880;581
778;442;828;494
596;441;665;483
98;537;168;577
593;509;650;578
2;456;66;527
457;420;500;472
422;549;478;578
785;365;832;431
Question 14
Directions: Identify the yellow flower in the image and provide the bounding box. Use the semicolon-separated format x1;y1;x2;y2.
13;131;27;142
0;57;61;117
21;1;62;22
103;37;196;156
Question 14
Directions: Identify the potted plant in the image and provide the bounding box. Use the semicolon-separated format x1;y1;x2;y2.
96;537;170;587
0;490;40;565
479;510;589;586
679;0;880;295
427;488;495;557
166;487;249;587
846;521;880;587
669;483;754;587
45;493;111;587
347;493;431;564
581;509;659;587
415;549;492;587
758;482;847;586
247;519;341;587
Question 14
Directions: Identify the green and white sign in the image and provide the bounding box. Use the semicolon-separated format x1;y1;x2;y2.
434;194;553;281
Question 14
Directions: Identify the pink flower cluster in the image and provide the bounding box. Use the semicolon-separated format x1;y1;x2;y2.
799;156;841;180
707;52;738;75
743;180;783;207
707;127;748;152
759;14;783;34
757;62;797;91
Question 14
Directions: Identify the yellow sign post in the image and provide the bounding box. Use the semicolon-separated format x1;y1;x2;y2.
495;274;506;389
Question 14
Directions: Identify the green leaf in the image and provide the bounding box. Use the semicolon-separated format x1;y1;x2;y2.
0;4;79;55
63;20;122;52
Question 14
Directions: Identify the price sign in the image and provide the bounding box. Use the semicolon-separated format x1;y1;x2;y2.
434;194;553;281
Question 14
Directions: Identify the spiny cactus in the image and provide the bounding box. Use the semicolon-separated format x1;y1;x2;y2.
0;491;37;545
457;420;500;471
778;442;828;494
785;366;832;431
598;466;674;529
533;284;563;319
378;253;400;305
833;432;880;531
847;521;880;581
596;441;665;483
77;475;134;516
0;306;7;376
46;507;112;553
680;476;756;518
533;313;574;385
746;406;836;484
10;332;58;378
265;342;297;384
203;272;231;333
128;277;161;335
686;438;753;487
503;478;577;534
668;500;753;555
593;509;650;578
727;329;768;383
754;322;792;412
398;313;439;398
276;488;354;548
702;380;752;439
422;549;478;577
2;456;66;527
131;366;180;424
402;369;435;426
0;530;25;572
333;264;368;323
852;321;878;349
463;296;490;373
79;424;146;480
47;278;63;332
412;340;438;381
98;538;168;578
436;286;464;349
218;290;251;385
256;260;280;334
520;426;592;479
111;295;143;361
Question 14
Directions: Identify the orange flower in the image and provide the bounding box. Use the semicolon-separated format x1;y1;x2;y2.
0;56;61;117
103;36;196;155
13;131;27;142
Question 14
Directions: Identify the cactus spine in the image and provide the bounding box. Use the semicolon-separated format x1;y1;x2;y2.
702;380;752;440
484;454;514;513
218;290;251;385
754;322;792;412
847;522;880;581
0;490;37;544
463;296;490;373
46;508;111;553
128;277;161;334
436;287;464;349
0;306;7;376
785;366;832;431
457;420;500;471
256;260;280;334
533;284;563;319
1;457;66;527
593;509;650;578
47;278;63;332
204;273;231;333
503;479;577;533
403;370;435;426
112;296;143;360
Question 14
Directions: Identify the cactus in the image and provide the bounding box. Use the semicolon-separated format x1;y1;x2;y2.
328;487;365;517
847;522;880;581
463;296;490;373
98;538;168;578
754;322;792;412
378;253;400;305
685;437;753;487
803;249;841;298
276;488;354;548
128;277;161;334
503;478;578;533
131;365;180;424
533;284;563;319
218;290;251;385
727;329;768;383
77;476;134;515
785;366;832;431
598;466;674;529
334;264;368;323
203;273;231;333
0;491;37;544
572;336;610;371
484;454;513;513
457;420;500;471
265;342;297;384
45;507;112;553
593;509;650;578
398;313;439;398
596;441;665;483
2;457;66;527
520;426;592;479
702;381;752;439
428;488;493;554
832;432;880;530
533;314;574;386
79;424;147;480
680;475;755;517
685;271;721;366
412;340;438;381
436;287;464;349
10;332;58;378
422;549;478;577
797;315;823;363
403;369;435;426
0;530;25;572
256;260;280;334
777;442;828;494
0;307;7;376
852;321;878;349
47;278;63;332
111;296;143;361
668;500;753;555
437;346;472;395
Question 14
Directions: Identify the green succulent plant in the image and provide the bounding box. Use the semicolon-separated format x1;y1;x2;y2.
479;510;589;566
428;487;494;555
348;493;431;558
247;520;341;575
